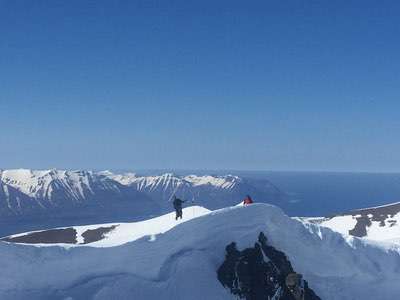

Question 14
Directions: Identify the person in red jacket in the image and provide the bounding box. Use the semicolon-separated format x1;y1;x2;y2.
243;195;253;205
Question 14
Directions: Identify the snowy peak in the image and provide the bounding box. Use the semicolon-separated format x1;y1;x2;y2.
0;170;281;207
184;174;241;189
1;203;400;299
133;173;189;192
0;169;285;236
109;172;241;191
0;169;159;230
0;169;98;199
106;171;284;210
1;169;52;197
101;171;137;186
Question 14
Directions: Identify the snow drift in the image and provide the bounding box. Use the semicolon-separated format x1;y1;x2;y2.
1;204;400;299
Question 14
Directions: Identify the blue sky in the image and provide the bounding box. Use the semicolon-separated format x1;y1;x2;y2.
0;1;399;172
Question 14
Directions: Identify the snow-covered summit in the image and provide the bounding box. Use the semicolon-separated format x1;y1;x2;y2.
125;173;188;192
184;174;240;189
108;172;241;191
0;169;98;199
1;203;399;299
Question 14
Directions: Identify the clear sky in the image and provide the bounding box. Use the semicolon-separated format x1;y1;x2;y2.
1;1;399;172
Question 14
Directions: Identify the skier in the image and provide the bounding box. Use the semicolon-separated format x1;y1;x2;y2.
173;195;185;220
243;195;253;205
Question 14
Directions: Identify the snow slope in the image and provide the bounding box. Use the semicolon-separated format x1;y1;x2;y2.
1;169;111;200
304;201;400;245
0;169;155;214
1;169;284;236
108;171;285;210
0;169;162;237
2;206;211;247
0;169;284;229
1;203;400;299
107;172;241;192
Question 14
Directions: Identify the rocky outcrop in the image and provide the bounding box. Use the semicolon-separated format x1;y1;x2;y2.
218;232;321;300
313;201;400;239
2;225;118;245
346;202;400;237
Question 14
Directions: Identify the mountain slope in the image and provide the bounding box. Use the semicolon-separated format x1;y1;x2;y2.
304;201;400;244
1;206;211;247
0;170;284;216
1;203;399;299
0;169;156;214
108;172;285;210
0;169;285;236
0;169;160;236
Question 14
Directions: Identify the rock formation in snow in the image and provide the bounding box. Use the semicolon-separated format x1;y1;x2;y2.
303;201;400;244
218;232;320;300
1;203;399;299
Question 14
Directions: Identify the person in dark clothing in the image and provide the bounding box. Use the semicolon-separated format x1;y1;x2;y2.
173;196;185;220
243;195;253;205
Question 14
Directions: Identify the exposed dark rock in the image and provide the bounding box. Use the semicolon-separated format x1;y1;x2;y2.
1;228;77;244
348;208;392;234
331;202;400;238
218;232;321;300
349;202;400;220
348;216;372;237
81;225;118;244
1;225;119;245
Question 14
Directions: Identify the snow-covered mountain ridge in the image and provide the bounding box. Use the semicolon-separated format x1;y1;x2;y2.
1;169;97;199
104;172;241;190
107;171;284;210
1;203;399;299
0;169;139;210
1;206;211;247
0;169;283;213
301;201;400;245
0;169;284;236
0;169;158;222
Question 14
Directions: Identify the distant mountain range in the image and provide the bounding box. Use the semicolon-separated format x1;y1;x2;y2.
0;169;285;236
0;169;156;216
105;171;284;209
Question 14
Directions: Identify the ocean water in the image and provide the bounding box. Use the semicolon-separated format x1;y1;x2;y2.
243;171;400;217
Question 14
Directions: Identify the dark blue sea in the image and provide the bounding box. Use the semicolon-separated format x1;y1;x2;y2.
241;171;400;217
